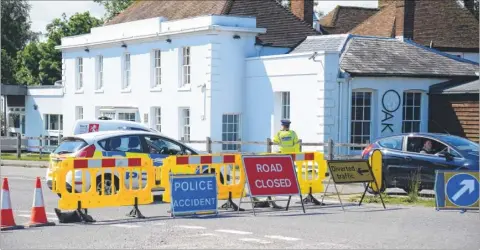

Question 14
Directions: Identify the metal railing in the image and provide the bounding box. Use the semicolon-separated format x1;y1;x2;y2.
1;134;369;160
0;134;62;159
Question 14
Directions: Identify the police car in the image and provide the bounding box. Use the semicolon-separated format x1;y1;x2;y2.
46;130;227;196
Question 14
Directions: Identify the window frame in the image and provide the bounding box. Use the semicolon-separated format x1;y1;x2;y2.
96;55;104;90
179;108;190;141
76;57;83;90
402;91;422;133
122;53;131;89
222;114;241;151
281;92;290;120
181;47;191;88
44;114;63;131
143;135;185;155
97;135;144;153
152;50;162;88
117;112;136;122
76;106;83;120
350;91;373;150
404;135;462;158
153;107;161;133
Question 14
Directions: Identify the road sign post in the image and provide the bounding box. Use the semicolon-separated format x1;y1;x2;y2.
169;174;218;217
434;170;479;212
239;155;305;216
324;160;386;210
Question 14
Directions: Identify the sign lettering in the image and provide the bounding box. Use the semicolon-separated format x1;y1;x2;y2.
381;90;400;134
327;161;375;184
170;174;218;216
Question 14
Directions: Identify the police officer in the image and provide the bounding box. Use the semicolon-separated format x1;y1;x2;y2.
273;119;300;153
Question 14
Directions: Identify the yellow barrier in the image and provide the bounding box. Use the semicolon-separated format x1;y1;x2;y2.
368;149;383;192
160;154;246;209
51;156;155;212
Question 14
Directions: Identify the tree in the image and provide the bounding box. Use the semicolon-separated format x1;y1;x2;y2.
94;0;134;21
1;0;37;84
15;12;102;85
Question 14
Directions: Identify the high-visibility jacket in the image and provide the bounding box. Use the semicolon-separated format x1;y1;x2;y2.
273;130;300;153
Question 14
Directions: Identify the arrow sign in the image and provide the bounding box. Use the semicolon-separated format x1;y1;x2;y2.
357;168;369;175
452;179;475;201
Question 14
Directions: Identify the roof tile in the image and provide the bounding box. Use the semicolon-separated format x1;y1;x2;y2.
319;6;379;34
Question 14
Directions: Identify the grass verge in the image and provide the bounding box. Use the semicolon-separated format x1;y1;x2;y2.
348;194;435;207
1;153;50;161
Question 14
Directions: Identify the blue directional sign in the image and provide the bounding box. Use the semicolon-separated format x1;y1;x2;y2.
170;174;218;217
434;170;479;211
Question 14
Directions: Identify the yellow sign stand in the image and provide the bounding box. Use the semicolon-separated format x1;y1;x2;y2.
322;159;386;210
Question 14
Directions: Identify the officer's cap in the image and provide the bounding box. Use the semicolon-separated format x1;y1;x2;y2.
281;119;291;126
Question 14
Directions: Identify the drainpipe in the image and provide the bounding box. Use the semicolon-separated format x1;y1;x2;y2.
344;72;352;155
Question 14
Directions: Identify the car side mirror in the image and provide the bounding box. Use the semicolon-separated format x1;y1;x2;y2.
438;151;453;161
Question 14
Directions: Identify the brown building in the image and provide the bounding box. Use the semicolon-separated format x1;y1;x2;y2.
429;77;479;142
320;0;479;56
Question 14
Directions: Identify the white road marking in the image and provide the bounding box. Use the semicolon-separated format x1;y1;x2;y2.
153;222;166;226
215;229;253;235
198;233;217;236
239;238;272;244
176;225;207;230
17;214;58;221
110;224;141;228
264;235;301;241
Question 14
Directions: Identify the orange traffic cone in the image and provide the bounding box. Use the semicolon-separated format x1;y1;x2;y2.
1;178;24;231
26;177;55;228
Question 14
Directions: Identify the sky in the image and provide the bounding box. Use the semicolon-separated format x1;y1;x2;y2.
29;0;378;34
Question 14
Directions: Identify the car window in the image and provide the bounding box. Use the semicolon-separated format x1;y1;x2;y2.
98;135;143;153
439;135;479;153
377;136;403;151
407;136;447;155
53;139;88;154
144;136;183;155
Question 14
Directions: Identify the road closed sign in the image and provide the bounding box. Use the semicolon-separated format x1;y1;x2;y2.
327;160;375;184
241;155;300;197
169;174;218;216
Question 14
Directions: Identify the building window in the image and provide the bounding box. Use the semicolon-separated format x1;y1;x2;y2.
350;92;372;150
153;107;161;132
402;92;422;133
76;106;83;120
154;50;161;87
44;114;63;131
181;47;191;87
180;108;190;141
96;55;103;90
281;92;290;120
118;112;136;122
123;53;131;89
99;111;116;120
222;114;240;151
76;57;83;90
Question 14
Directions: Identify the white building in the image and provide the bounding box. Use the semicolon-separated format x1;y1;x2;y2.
24;1;479;154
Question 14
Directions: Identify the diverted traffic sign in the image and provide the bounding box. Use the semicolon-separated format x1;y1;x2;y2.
434;170;479;211
240;155;305;215
326;160;385;209
328;160;375;184
169;174;218;217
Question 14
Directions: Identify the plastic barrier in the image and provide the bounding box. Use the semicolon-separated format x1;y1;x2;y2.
51;156;155;219
260;152;327;205
368;150;383;192
161;154;246;211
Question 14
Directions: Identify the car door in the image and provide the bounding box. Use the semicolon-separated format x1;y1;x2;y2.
401;136;430;188
375;136;406;188
97;135;146;189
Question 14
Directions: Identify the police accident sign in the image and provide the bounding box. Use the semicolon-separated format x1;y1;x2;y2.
169;174;218;216
242;155;300;196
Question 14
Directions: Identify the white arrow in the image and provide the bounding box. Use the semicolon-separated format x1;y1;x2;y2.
452;179;475;202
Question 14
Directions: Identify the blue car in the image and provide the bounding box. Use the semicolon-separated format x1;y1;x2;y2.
362;133;479;193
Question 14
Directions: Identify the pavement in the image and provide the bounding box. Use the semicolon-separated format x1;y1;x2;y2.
1;165;479;249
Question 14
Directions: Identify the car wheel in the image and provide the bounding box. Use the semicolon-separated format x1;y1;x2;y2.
366;178;386;195
96;174;119;195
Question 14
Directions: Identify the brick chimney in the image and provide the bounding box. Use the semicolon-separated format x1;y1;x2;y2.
291;0;314;26
464;0;475;15
394;0;415;40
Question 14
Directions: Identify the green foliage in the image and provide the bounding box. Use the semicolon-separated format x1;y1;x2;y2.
94;0;135;21
15;12;102;85
1;0;37;84
406;170;421;203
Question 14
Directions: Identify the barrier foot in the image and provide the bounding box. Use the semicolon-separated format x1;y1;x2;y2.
219;193;245;211
252;197;270;208
302;193;325;206
127;198;145;219
76;209;95;223
267;196;284;210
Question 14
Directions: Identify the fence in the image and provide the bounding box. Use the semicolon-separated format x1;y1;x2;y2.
0;134;62;159
0;134;369;160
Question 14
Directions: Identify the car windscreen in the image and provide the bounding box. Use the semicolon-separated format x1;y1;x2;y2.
440;136;479;155
53;139;88;155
